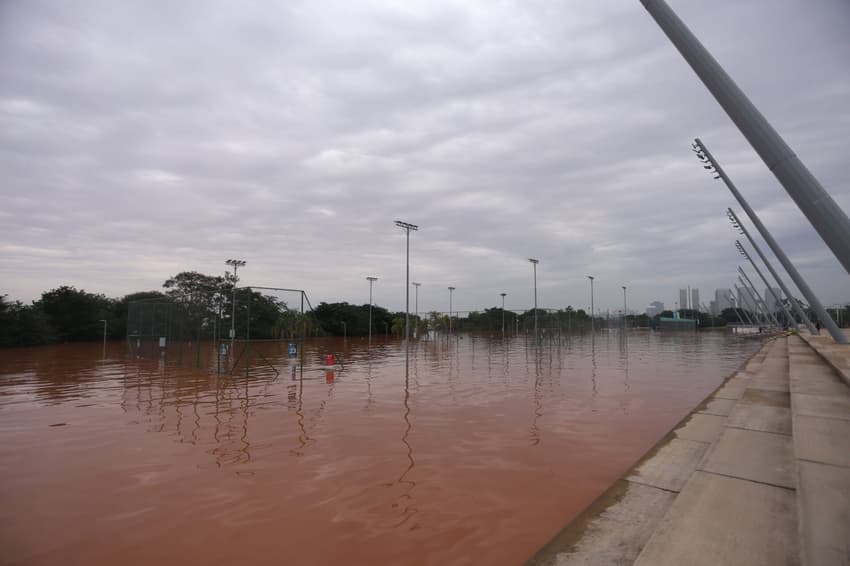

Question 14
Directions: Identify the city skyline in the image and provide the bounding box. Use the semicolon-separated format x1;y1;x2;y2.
2;0;849;313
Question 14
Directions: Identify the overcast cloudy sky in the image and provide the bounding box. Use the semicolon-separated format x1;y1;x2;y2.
1;0;848;314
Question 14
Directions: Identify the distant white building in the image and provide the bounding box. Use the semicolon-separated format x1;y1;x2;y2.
691;289;700;312
679;289;688;311
646;301;665;317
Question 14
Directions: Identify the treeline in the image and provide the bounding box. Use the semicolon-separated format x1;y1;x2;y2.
6;269;832;348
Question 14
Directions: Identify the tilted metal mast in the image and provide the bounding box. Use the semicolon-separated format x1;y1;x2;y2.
725;207;814;333
736;240;797;331
641;0;850;276
739;266;778;327
693;136;844;342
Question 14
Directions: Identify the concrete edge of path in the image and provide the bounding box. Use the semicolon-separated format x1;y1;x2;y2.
524;336;771;566
798;332;850;388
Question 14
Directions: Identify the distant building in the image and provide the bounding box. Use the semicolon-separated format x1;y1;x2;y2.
709;299;718;315
691;289;700;312
679;289;688;311
646;301;665;317
715;288;734;313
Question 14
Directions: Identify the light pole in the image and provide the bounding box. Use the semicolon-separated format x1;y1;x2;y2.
622;286;627;328
448;286;455;337
500;292;507;337
395;221;419;355
412;282;421;339
587;276;595;332
98;319;107;356
366;276;378;346
694;140;845;342
529;258;539;339
341;321;346;341
225;259;246;354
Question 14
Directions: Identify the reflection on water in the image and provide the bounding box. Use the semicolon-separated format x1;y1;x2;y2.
0;331;760;566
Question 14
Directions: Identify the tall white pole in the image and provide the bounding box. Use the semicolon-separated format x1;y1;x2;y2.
695;139;842;341
412;282;421;339
642;0;850;275
500;292;507;336
367;276;378;347
448;287;455;337
587;276;595;332
529;258;539;339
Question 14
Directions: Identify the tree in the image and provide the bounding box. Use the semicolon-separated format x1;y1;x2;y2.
0;295;54;347
36;286;113;342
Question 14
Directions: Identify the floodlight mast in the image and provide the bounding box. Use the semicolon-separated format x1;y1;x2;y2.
694;138;844;342
394;220;419;369
736;239;797;331
641;0;850;276
724;206;814;333
225;259;246;354
738;265;779;327
529;258;539;339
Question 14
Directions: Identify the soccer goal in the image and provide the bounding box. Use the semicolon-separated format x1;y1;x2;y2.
224;286;318;377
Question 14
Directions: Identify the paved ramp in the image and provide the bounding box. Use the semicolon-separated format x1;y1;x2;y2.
529;334;850;566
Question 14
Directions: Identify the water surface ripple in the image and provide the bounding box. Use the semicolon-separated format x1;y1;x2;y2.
0;331;760;565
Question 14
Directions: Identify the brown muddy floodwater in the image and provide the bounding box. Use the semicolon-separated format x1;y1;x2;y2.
0;331;760;566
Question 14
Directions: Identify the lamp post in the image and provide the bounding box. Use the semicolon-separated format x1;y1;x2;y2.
412;282;421;339
366;276;378;346
448;286;455;337
500;292;507;337
225;259;246;354
528;259;539;339
587;276;595;332
98;319;107;356
394;221;419;355
622;286;628;328
341;321;346;341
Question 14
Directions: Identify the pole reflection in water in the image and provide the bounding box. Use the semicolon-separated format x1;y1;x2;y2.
0;332;761;566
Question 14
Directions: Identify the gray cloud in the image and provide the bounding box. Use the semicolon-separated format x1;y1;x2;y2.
1;0;849;314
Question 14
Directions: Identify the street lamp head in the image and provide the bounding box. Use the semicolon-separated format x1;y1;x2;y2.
587;275;594;281
412;281;421;287
622;285;627;291
366;276;378;282
528;258;539;264
448;286;455;291
500;292;507;297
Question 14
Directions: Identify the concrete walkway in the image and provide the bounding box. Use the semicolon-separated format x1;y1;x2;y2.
528;333;850;566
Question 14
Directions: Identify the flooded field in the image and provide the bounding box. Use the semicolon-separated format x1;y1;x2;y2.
0;331;760;566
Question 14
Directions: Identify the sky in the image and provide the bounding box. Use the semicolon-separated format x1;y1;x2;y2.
1;0;849;315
